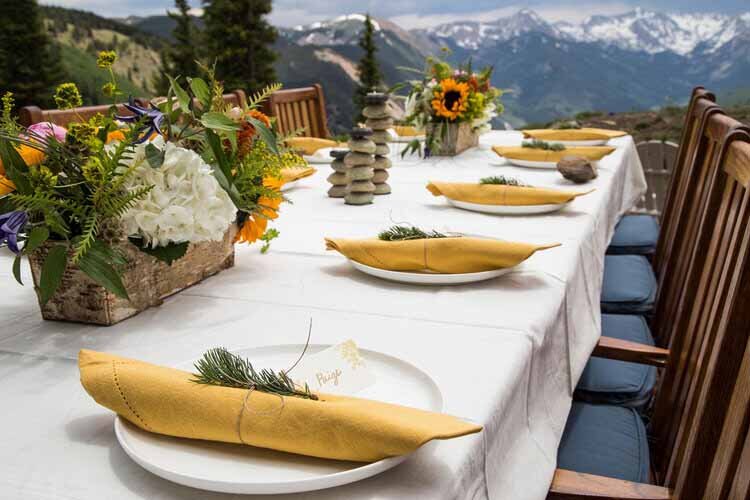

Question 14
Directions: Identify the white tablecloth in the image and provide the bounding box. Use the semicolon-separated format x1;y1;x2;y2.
0;131;646;500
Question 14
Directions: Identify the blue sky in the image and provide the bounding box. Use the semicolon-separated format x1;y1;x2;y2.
42;0;750;27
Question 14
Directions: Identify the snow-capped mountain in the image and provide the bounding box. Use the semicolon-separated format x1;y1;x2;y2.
419;8;750;57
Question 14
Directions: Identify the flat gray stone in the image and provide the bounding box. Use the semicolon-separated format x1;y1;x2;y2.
344;152;375;167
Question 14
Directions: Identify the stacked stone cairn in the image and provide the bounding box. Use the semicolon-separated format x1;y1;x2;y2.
327;149;349;198
344;127;376;205
363;93;392;195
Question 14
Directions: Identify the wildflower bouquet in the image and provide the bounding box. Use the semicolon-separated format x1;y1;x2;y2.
401;52;504;156
0;52;300;311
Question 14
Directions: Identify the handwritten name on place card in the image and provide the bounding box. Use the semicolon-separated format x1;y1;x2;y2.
291;340;376;395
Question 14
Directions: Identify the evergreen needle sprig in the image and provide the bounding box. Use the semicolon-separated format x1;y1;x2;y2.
192;347;318;400
480;175;527;186
378;225;448;241
522;139;566;151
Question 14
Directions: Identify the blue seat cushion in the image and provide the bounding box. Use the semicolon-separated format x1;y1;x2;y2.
601;255;657;314
576;315;657;408
558;402;651;483
608;215;660;255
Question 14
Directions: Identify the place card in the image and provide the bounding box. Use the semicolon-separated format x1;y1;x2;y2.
290;340;376;395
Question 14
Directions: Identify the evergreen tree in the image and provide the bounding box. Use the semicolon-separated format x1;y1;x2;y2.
354;14;383;122
153;0;200;95
202;0;278;92
0;0;64;107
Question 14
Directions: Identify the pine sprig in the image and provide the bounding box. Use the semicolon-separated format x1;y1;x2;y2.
247;83;283;109
480;175;526;186
192;347;318;400
378;225;448;241
522;139;566;151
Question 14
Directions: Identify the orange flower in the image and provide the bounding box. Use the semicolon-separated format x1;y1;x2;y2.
106;130;126;143
235;109;272;156
234;195;282;244
431;78;470;121
0;144;45;195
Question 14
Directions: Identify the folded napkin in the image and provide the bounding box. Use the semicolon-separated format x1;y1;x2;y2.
326;237;559;273
393;125;423;137
427;182;594;206
280;166;317;184
522;128;627;142
286;137;340;155
492;146;615;163
79;349;481;462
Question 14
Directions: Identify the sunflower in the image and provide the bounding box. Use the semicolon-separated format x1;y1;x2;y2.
235;194;282;244
431;79;470;121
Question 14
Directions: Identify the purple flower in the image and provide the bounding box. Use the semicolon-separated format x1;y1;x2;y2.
0;211;28;254
26;122;67;144
115;98;166;144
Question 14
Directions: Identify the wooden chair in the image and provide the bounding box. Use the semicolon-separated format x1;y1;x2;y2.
265;84;330;138
549;123;750;499
632;141;678;216
19;100;149;128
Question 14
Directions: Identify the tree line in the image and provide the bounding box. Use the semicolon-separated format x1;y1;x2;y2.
1;0;384;126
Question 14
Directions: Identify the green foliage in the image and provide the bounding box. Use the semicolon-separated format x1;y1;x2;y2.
378;225;448;241
260;228;279;254
54;82;83;110
202;0;278;91
39;245;68;304
155;0;201;95
480;176;526;186
76;240;129;299
130;239;188;265
522;139;566;151
0;0;65;108
193;347;318;400
354;14;384;122
1;93;22;137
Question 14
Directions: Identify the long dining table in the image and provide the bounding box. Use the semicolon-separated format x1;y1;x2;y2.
0;131;646;500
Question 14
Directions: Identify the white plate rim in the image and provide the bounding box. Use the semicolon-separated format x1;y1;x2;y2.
114;345;444;494
445;198;568;214
503;158;559;169
348;259;513;285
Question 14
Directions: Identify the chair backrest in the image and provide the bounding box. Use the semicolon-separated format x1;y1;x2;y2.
19;100;149;128
647;124;750;499
214;90;247;109
651;99;742;346
266;84;329;138
632;140;678;216
653;87;717;275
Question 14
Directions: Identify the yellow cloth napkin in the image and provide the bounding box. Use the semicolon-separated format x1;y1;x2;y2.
522;128;627;141
326;237;559;273
79;349;481;463
492;146;615;163
393;126;423;137
427;182;594;206
280;166;317;184
286;137;340;155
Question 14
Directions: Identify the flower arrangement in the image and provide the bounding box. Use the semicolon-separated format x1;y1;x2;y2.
0;52;302;306
401;51;504;156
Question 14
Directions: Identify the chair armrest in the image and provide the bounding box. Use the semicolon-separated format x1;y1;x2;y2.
548;469;672;499
592;336;669;367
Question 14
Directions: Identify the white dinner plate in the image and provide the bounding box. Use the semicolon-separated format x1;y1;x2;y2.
281;179;304;192
503;158;559;169
303;148;339;164
446;198;569;215
390;135;425;143
349;260;514;285
546;139;608;147
114;344;443;495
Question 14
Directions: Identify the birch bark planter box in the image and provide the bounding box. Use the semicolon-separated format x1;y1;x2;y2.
28;226;237;326
427;122;479;156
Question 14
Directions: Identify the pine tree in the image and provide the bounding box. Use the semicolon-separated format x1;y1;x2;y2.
153;0;200;95
0;0;65;107
202;0;278;92
354;14;383;122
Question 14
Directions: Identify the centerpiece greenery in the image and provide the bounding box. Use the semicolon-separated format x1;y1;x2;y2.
0;51;302;320
399;51;504;157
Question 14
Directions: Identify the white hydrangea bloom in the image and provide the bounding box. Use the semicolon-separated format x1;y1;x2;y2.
117;137;237;248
